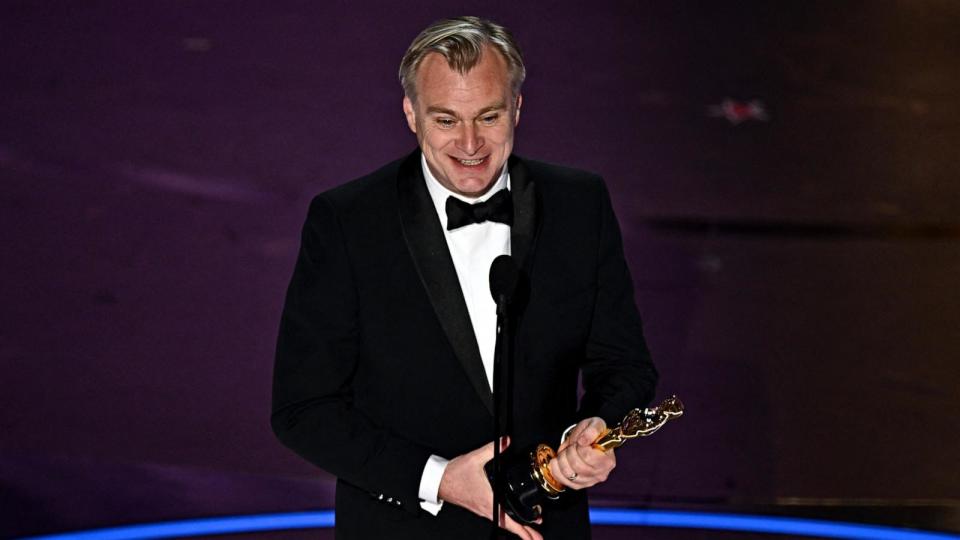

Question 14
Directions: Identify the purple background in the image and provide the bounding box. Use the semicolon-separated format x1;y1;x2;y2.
2;1;959;538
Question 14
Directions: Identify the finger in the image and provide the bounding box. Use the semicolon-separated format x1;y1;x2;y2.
473;440;496;460
580;445;616;477
581;443;616;470
502;513;540;540
568;441;600;474
575;441;610;470
577;417;607;446
549;451;578;489
474;436;511;462
567;419;590;442
571;449;614;487
555;449;576;480
522;524;544;540
500;514;528;540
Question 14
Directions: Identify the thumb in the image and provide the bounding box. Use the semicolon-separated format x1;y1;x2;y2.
476;436;511;458
578;419;604;446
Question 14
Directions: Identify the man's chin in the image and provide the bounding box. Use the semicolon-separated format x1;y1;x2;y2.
451;177;498;197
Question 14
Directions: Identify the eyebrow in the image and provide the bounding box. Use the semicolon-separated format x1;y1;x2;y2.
426;102;507;117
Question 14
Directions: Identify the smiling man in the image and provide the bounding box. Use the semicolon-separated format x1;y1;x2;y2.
272;16;657;540
401;35;520;198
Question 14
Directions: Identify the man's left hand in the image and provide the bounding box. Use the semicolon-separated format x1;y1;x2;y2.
548;417;615;490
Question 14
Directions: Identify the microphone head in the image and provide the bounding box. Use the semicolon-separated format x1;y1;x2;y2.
489;255;520;303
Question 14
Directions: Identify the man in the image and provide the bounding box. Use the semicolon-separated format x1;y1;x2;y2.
272;16;657;540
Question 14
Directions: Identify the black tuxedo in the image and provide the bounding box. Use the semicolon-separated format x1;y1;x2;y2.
272;151;657;539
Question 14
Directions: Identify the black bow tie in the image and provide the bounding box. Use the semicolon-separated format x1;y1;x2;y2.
445;189;513;231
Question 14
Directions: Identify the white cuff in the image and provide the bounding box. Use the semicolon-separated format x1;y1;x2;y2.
418;454;449;515
561;423;577;445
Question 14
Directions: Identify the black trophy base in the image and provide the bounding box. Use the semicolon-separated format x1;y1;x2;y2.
485;447;554;525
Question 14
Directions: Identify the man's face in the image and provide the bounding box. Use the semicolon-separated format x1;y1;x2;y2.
403;47;521;198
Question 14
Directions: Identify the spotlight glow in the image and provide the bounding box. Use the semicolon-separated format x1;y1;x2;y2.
19;508;960;540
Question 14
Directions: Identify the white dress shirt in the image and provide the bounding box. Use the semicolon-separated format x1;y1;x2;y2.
417;155;511;514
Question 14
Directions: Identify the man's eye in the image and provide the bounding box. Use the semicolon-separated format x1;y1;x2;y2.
480;115;499;125
436;118;456;128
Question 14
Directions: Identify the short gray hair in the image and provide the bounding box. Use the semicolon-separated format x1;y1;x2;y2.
399;16;526;102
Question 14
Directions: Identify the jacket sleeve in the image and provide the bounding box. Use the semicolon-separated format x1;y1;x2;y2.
577;178;659;426
271;194;431;515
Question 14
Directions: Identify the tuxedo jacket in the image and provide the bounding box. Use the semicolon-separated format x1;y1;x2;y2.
271;151;657;539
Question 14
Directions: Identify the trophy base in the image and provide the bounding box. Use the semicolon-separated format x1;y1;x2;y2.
485;447;556;525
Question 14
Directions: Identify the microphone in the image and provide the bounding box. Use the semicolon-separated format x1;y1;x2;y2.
489;254;519;310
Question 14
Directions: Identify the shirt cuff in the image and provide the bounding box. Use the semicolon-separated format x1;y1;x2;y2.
418;454;449;515
561;423;577;444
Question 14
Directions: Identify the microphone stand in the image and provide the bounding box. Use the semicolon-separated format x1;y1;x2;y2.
488;255;518;538
491;291;509;539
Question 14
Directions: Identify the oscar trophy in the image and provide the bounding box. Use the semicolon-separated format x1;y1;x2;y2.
486;395;684;525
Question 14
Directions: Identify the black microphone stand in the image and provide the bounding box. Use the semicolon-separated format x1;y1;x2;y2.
492;290;512;538
489;255;518;539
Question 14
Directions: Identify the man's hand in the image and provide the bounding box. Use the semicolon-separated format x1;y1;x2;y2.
438;437;543;540
549;417;615;490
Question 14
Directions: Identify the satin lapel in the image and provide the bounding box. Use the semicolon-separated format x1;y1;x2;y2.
396;153;494;416
506;156;539;377
508;156;538;270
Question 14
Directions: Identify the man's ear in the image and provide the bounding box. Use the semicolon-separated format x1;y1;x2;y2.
402;96;417;133
513;94;523;126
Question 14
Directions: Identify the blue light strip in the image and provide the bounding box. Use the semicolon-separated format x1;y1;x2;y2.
19;508;960;540
18;511;334;540
589;509;960;540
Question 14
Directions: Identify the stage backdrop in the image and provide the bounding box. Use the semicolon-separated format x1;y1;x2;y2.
2;1;959;537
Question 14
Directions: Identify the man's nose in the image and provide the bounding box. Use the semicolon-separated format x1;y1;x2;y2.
456;123;483;155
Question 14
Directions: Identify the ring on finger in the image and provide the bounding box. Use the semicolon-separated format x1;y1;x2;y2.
567;472;578;480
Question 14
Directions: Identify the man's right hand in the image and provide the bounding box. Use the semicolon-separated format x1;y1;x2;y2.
438;437;543;540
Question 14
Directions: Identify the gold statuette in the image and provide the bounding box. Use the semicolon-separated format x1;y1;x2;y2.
487;395;685;525
532;395;685;496
592;394;685;451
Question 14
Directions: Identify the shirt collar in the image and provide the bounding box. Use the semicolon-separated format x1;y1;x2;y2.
421;153;510;230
